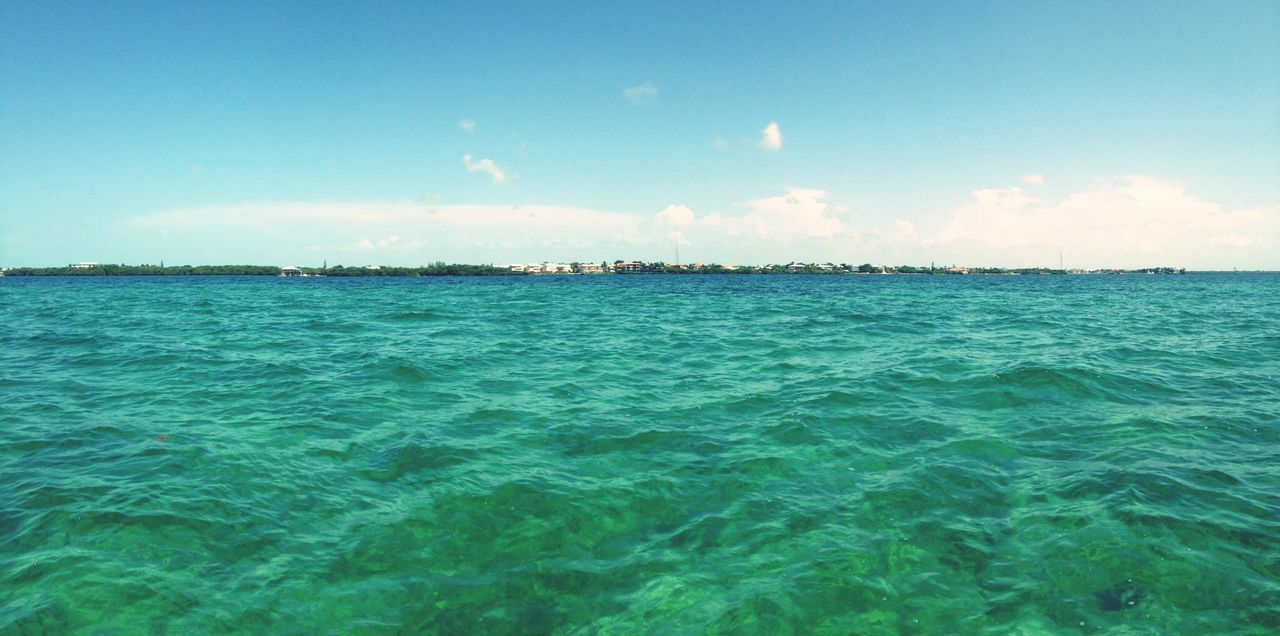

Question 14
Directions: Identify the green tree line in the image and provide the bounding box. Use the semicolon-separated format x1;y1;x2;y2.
0;263;522;277
2;264;281;276
2;262;1182;277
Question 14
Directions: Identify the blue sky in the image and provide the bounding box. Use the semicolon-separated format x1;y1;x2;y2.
2;1;1277;268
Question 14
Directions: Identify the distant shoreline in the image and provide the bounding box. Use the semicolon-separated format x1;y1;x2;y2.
1;263;1268;277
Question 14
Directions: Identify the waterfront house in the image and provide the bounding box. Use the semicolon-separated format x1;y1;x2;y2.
70;262;98;269
613;261;644;272
280;266;303;277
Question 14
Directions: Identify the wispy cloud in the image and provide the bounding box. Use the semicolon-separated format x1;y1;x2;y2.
462;154;511;184
758;121;782;152
623;81;658;105
458;118;476;133
1021;174;1045;184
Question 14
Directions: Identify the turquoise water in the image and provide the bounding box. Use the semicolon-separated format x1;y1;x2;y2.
2;274;1277;634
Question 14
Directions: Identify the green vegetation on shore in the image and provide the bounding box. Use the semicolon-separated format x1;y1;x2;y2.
2;264;284;276
0;262;1192;277
0;263;521;277
322;263;521;277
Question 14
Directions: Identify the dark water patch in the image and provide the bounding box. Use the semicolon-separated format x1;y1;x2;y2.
722;454;795;480
386;309;447;322
459;406;531;427
760;420;827;446
260;360;313;378
1095;580;1146;611
349;356;444;383
361;441;479;483
966;364;1142;409
806;389;869;407
719;393;782;415
562;428;724;458
304;316;362;332
25;332;100;346
0;596;71;634
303;439;363;462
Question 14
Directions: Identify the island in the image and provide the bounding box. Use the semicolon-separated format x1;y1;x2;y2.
0;261;1194;277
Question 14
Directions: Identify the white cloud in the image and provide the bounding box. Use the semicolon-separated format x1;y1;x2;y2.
623;81;658;104
1021;174;1045;184
655;204;696;245
924;176;1280;269
758;121;783;152
655;204;695;228
131;201;646;263
462;154;511;185
650;179;1280;268
129;188;863;266
357;235;426;253
646;188;860;263
458;118;476;133
891;219;919;246
348;235;406;251
740;188;846;240
123;177;1278;269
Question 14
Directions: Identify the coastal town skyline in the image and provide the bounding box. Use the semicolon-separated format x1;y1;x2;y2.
1;259;1209;277
2;2;1277;269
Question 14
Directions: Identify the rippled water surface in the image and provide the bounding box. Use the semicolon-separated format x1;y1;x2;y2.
2;274;1278;634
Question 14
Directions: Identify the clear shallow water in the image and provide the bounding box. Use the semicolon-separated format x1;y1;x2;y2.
1;274;1277;634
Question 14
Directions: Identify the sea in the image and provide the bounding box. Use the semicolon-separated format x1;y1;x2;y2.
1;274;1277;634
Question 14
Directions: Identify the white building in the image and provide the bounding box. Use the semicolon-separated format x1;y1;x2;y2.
70;262;98;269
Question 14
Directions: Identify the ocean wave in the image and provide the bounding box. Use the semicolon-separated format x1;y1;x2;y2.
2;274;1278;632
